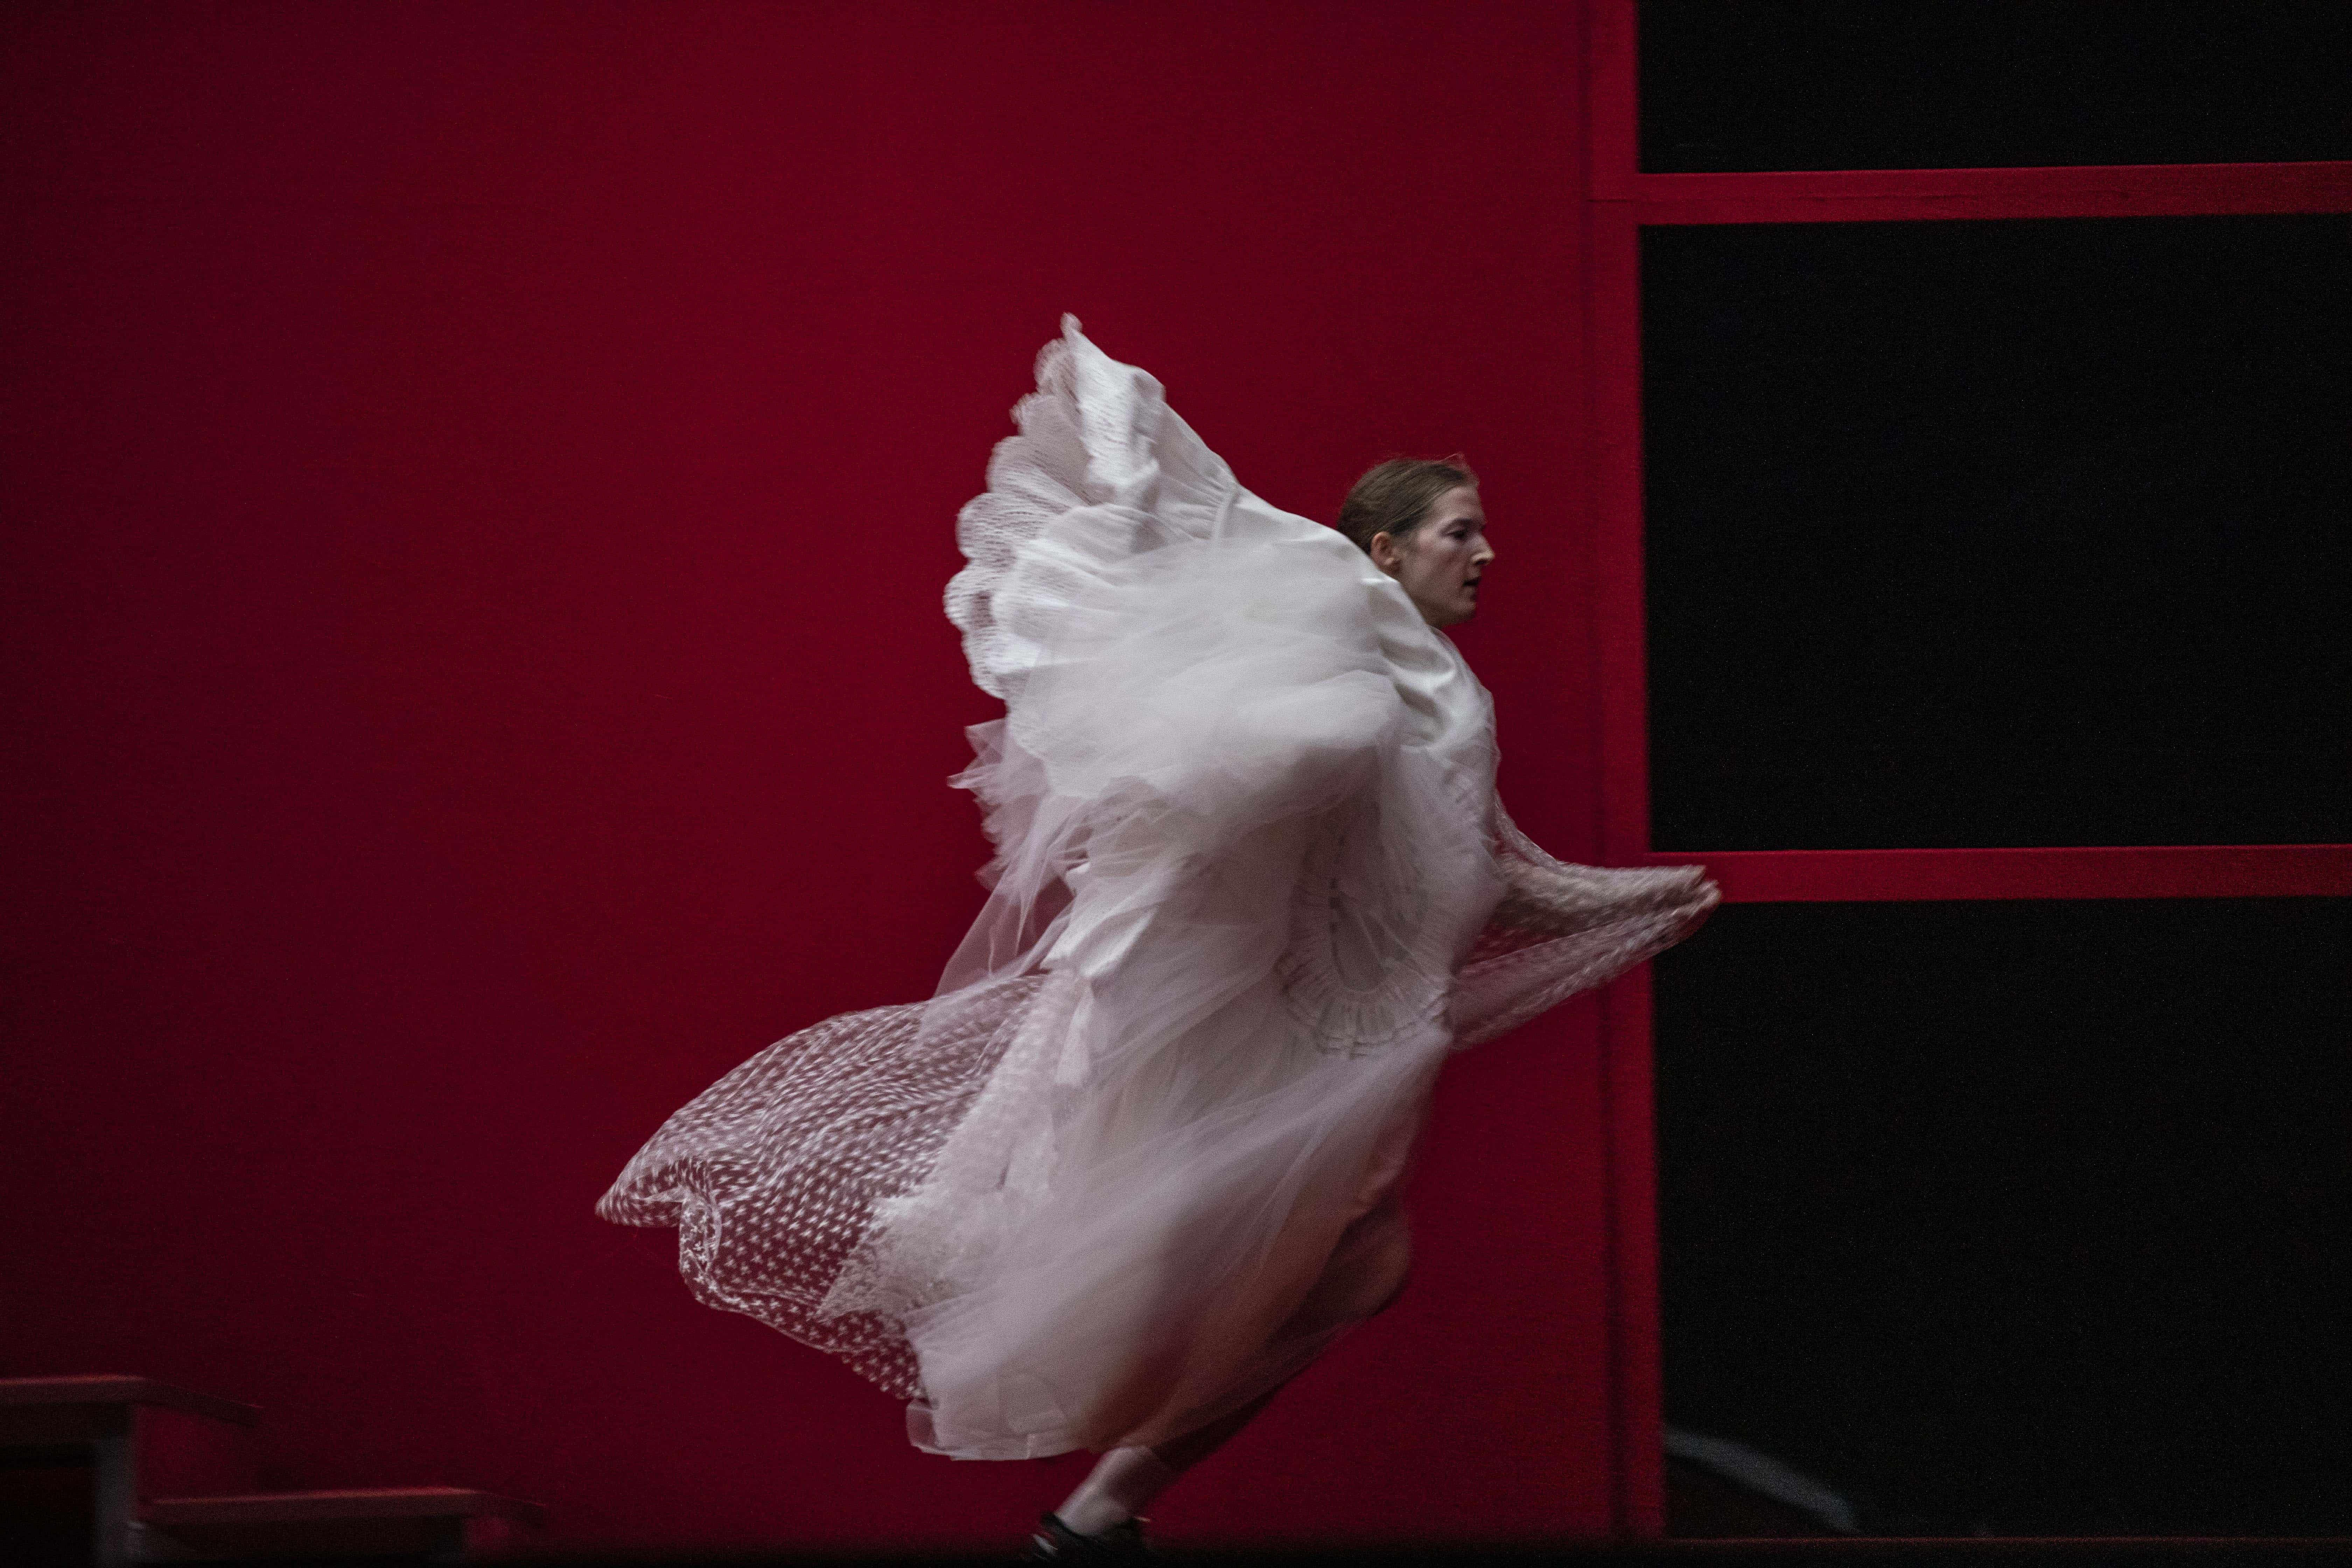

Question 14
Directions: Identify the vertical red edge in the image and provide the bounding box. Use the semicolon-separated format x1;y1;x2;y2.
1585;0;1638;203
1580;0;1666;1542
1587;201;1651;872
1601;968;1667;1538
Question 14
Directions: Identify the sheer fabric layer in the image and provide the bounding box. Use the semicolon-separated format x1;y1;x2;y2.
597;317;1717;1459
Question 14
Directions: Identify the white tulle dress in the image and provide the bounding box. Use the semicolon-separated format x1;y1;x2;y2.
598;318;1718;1461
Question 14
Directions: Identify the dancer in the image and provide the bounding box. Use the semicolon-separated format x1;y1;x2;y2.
599;318;1718;1556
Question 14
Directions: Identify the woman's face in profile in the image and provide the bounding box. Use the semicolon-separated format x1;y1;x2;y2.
1372;485;1494;627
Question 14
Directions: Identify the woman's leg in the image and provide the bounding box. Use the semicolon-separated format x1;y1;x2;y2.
1150;1384;1284;1474
1049;1385;1284;1535
1050;1191;1414;1536
1043;1165;1422;1561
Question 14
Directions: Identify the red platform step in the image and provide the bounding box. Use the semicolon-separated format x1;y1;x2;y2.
0;1375;541;1562
134;1487;544;1561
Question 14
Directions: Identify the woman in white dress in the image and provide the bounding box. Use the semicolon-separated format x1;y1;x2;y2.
599;318;1718;1556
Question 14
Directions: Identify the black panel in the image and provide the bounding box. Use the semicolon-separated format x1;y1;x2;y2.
1643;215;2352;851
1640;0;2352;173
1655;898;2352;1536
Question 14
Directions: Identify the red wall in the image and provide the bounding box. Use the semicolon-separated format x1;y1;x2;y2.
1;2;1615;1551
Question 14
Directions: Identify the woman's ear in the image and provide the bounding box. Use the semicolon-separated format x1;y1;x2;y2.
1368;530;1402;576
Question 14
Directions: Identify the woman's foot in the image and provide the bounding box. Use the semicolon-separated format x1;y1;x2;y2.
1025;1511;1149;1559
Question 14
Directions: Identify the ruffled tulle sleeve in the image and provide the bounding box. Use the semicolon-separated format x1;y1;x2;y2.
945;314;1246;708
929;317;1457;1019
1448;805;1720;1046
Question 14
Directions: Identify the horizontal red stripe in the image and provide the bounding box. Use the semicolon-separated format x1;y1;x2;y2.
1638;844;2352;902
1617;161;2352;225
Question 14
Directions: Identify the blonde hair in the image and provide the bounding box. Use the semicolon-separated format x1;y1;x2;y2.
1336;456;1477;556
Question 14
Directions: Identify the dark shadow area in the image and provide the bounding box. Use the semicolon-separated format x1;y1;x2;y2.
116;1547;2352;1568
1654;898;2352;1536
1642;214;2352;851
0;1461;91;1567
1639;0;2352;173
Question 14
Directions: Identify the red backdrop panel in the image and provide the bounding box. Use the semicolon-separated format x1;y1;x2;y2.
0;1;1613;1550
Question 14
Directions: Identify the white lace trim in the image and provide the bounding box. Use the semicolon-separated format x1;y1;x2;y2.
944;322;1092;704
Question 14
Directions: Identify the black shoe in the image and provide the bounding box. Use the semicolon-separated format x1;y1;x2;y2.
1025;1511;1150;1559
